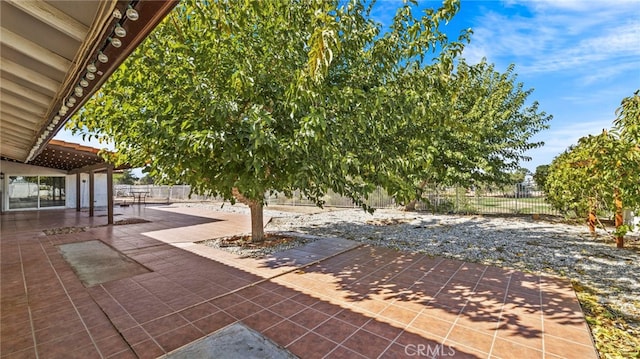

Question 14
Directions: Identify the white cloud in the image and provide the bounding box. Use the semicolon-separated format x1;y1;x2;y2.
524;118;614;168
461;1;640;79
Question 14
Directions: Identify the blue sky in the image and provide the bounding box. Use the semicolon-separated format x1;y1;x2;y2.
401;0;640;172
56;0;640;173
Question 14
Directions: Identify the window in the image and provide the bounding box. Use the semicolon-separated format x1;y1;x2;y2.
8;176;66;210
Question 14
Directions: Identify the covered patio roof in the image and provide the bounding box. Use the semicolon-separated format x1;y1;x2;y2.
27;139;128;172
0;0;178;165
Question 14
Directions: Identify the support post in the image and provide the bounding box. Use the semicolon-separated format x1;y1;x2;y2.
76;173;81;211
89;171;95;217
107;165;114;225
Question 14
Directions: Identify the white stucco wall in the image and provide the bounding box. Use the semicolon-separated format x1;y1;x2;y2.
65;173;108;208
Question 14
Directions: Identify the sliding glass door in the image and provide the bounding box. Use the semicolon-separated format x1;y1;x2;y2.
8;176;66;210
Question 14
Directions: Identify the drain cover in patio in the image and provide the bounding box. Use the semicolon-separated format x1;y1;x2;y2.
161;323;296;359
57;240;150;286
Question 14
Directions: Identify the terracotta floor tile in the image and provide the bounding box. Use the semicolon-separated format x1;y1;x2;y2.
310;300;344;316
446;325;494;354
209;293;245;310
455;313;501;332
290;293;321;307
289;307;331;330
379;303;419;326
544;334;598;359
362;318;404;340
95;334;131;358
350;298;389;315
0;334;35;357
88;322;121;341
0;347;37;359
490;338;543;359
109;314;139;331
1;208;598;359
128;304;174;324
342;329;391;358
154;324;202;353
106;348;138;359
131;339;165;359
495;320;543;350
192;311;236;334
332;308;372;328
287;332;336;359
378;342;410;359
409;312;456;338
120;325;151;346
36;330;93;358
313;317;359;344
324;345;368;359
224;300;261;320
250;291;287;308
242;309;284;332
543;322;592;345
268;299;308;318
142;313;189;337
263;319;309;347
178;302;218;322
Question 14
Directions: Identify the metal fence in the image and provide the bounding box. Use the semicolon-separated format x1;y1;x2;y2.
116;184;560;216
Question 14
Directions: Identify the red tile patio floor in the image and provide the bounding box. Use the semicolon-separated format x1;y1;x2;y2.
0;206;598;358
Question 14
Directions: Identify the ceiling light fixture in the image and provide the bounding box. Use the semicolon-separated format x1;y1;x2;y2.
114;23;127;38
98;51;108;63
126;5;139;21
109;37;122;48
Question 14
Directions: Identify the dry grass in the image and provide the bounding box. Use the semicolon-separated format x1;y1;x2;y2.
573;281;640;358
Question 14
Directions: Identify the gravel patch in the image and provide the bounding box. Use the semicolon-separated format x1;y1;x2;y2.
201;233;317;258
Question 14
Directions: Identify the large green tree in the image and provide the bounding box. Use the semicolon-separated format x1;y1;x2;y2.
71;0;469;241
545;91;640;247
533;164;550;189
390;60;550;208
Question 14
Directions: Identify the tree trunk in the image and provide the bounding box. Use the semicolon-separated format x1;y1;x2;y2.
249;201;264;242
614;188;624;248
232;187;265;242
587;210;597;234
404;180;428;211
587;197;596;234
404;200;417;211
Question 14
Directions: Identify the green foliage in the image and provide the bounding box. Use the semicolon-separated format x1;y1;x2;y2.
69;0;469;215
614;90;640;144
387;59;551;205
545;104;640;224
115;169;138;185
533;164;550;189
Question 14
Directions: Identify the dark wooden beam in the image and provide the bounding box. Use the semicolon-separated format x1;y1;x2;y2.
76;173;80;211
107;165;113;225
68;162;110;175
89;171;94;217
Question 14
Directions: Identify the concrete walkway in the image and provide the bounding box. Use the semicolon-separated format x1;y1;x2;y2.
0;206;597;358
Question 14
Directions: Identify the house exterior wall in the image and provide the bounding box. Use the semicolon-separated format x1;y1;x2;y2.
0;160;107;211
65;173;108;208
